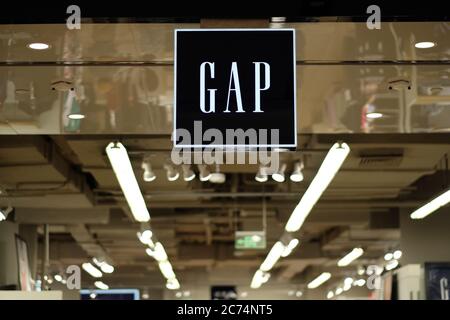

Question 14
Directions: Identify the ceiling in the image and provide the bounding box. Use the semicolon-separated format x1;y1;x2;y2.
0;20;450;298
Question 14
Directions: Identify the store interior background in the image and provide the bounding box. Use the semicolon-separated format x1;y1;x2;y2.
1;18;450;300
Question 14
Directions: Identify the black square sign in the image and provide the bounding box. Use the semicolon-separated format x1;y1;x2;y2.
174;29;296;148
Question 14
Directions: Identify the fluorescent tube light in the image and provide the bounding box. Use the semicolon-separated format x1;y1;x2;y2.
152;242;168;262
285;143;350;232
106;142;150;222
281;238;300;257
137;229;153;245
159;261;176;280
410;189;450;219
307;272;331;289
250;270;270;289
337;248;364;267
82;263;102;278
260;241;285;272
94;281;109;290
166;278;180;290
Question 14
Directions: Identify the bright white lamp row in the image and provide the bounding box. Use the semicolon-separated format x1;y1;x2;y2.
251;142;350;289
106;142;180;290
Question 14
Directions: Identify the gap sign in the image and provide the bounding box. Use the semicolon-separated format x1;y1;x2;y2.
174;29;297;148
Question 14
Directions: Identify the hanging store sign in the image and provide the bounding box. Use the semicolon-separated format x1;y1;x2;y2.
174;29;297;149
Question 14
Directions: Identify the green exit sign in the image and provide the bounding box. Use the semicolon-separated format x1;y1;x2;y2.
235;231;266;250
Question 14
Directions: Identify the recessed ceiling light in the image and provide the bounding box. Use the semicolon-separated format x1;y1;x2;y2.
68;113;85;120
415;41;435;49
366;112;383;119
27;42;50;50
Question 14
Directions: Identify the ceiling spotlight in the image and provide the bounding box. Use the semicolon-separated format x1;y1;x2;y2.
366;112;383;119
255;166;268;183
415;41;435;49
67;113;85;120
198;165;211;182
327;291;334;299
166;278;181;290
271;17;286;22
54;275;63;282
335;287;343;295
385;259;399;271
94;281;109;290
393;250;402;260
141;161;156;182
0;207;13;222
27;42;50;50
164;164;179;182
93;258;115;274
272;164;287;183
209;165;226;184
137;228;153;246
290;161;304;182
384;252;393;261
182;165;196;182
82;263;102;278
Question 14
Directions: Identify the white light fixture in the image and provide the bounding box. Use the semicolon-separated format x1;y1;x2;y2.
354;279;366;287
281;238;300;258
415;41;435;49
149;242;168;262
82;263;102;278
285;142;350;232
164;164;179;182
182;165;196;182
295;291;303;297
166;278;180;290
159;261;176;280
384;252;393;261
67;113;85;120
141;162;156;182
357;266;365;276
385;259;399;271
250;269;270;289
106;142;150;222
137;229;153;246
27;42;50;50
54;275;63;282
94;281;109;290
335;287;343;295
337;248;364;267
327;291;334;299
255;166;268;183
92;258;114;274
343;277;353;291
100;263;114;274
290;161;304;182
410;189;450;219
0;207;13;222
198;165;211;182
366;112;383;119
393;250;402;260
260;241;285;272
272;164;287;183
175;292;183;298
307;272;331;289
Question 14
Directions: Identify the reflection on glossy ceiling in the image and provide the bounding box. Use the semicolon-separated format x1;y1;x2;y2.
0;22;449;135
